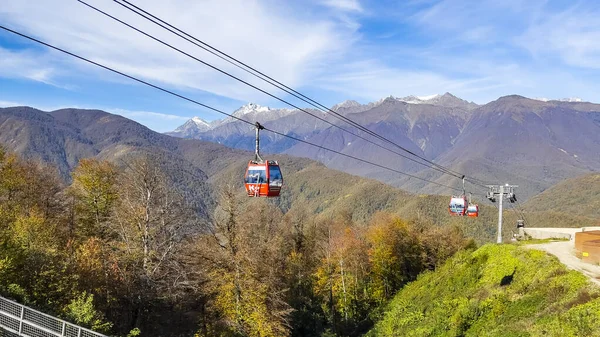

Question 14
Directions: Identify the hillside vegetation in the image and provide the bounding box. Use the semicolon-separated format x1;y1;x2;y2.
368;244;600;337
0;106;526;243
0;106;597;235
524;173;600;220
0;148;477;337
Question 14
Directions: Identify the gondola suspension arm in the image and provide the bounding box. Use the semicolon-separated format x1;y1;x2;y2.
254;122;264;163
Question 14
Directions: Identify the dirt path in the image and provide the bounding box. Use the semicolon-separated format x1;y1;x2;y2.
527;240;600;286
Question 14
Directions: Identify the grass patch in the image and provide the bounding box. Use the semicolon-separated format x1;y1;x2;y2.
367;244;600;337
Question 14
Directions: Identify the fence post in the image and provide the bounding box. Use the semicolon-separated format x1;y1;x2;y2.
18;306;24;334
78;327;82;337
62;322;66;336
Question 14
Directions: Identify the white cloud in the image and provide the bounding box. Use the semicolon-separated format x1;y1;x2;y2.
0;48;54;83
0;100;25;107
2;0;600;111
0;0;355;103
314;59;489;101
110;108;189;122
0;47;81;91
518;5;600;69
322;0;363;12
108;108;190;132
410;0;600;74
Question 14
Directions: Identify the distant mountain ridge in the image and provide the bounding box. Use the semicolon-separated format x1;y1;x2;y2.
1;105;520;234
166;93;600;200
166;92;478;137
2;91;599;203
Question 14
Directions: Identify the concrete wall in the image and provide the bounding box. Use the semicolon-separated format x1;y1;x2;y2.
522;227;600;241
522;229;572;240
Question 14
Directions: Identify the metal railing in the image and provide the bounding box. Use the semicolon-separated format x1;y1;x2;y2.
0;296;107;337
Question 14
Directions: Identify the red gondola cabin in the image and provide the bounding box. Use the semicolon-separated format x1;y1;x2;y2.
466;204;479;217
449;196;467;216
244;160;283;197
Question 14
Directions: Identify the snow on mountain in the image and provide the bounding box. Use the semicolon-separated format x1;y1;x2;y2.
171;116;212;135
397;94;442;104
170;93;479;139
191;116;210;128
232;103;271;117
398;94;448;104
533;97;584;103
332;100;361;111
371;93;458;105
330;93;478;114
560;97;583;102
416;94;441;100
367;93;478;110
203;102;297;130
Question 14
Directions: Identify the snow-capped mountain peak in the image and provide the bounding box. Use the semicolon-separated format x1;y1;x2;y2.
417;94;442;100
232;103;271;117
372;93;447;106
332;100;361;111
371;92;478;110
191;116;210;127
397;94;443;104
171;116;212;135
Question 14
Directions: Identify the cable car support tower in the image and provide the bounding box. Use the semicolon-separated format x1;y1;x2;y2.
487;184;518;243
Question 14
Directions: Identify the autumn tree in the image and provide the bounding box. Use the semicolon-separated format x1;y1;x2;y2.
281;201;328;337
419;223;476;270
199;187;292;337
366;212;424;304
313;214;371;336
0;150;73;311
69;159;118;240
109;156;196;329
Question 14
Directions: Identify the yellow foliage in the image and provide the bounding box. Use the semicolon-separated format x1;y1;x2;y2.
10;209;57;253
70;158;118;239
75;237;105;275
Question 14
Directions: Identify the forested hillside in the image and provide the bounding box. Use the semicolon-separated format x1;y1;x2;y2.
2;106;595;234
0;148;476;336
0;106;521;241
368;244;600;336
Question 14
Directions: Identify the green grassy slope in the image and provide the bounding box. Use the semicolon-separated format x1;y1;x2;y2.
368;244;600;337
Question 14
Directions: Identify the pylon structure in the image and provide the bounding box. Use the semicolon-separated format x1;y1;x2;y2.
486;184;518;243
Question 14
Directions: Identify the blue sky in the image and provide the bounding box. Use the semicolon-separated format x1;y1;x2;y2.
1;0;600;132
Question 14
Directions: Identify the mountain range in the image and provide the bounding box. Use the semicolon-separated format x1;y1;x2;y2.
0;105;499;236
0;101;597;235
167;93;600;200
